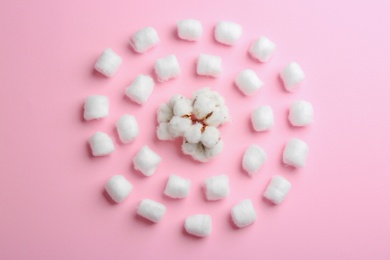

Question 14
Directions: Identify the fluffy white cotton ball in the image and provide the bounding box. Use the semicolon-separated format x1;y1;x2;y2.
231;199;257;228
288;100;314;126
251;106;274;131
156;122;174;141
84;95;109;121
133;146;162;176
235;69;264;96
157;103;174;123
185;214;212;237
201;126;220;148
137;199;166;223
242;144;267;176
204;174;229;201
214;21;242;45
182;139;224;163
154;55;181;82
280;62;305;91
130;27;159;53
164;174;191;199
125;74;155;105
263;175;291;204
105;175;133;203
193;94;216;120
249;37;276;62
204;105;230;127
115;114;139;143
94;48;122;77
184;123;203;143
173;97;193;116
168;116;192;138
283;138;308;168
204;140;224;159
177;19;203;41
89;132;115;156
197;54;222;77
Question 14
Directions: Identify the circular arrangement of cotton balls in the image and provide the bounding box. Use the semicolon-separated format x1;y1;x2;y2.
84;19;314;237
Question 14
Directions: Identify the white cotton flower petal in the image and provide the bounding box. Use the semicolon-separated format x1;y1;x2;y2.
157;103;173;123
173;97;193;116
168;116;192;138
157;122;174;140
205;140;223;159
193;95;215;120
168;94;185;109
184;123;203;143
204;105;230;127
201;126;220;148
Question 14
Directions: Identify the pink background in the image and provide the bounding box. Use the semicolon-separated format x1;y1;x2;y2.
1;0;390;259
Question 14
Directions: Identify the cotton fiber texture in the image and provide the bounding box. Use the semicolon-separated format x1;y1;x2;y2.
235;69;264;96
164;174;191;199
288;100;314;126
177;19;202;41
283;138;308;168
84;95;109;121
264;175;291;204
154;55;181;82
249;37;276;62
94;48;122;77
125;74;155;105
105;175;133;203
204;174;229;200
242;144;267;176
197;54;222;77
185;214;212;237
137;199;166;223
251;106;274;131
231;199;257;228
115;115;139;143
130;27;159;53
89;132;115;156
133;146;162;176
281;62;305;92
214;21;242;45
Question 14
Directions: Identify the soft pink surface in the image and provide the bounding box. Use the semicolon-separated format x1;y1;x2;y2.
1;0;390;259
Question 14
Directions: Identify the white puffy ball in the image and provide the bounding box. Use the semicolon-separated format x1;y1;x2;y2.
154;55;181;82
157;103;174;123
173;97;192;116
94;48;122;77
133;145;162;176
137;199;166;223
231;199;257;228
249;37;276;62
201;126;220;148
185;214;212;237
204;174;229;201
184;123;203;143
84;95;109;121
214;21;242;45
164;174;191;199
235;69;264;96
168;116;192;138
204;105;230;127
89;132;115;156
204;140;224;159
156;122;174;141
264;175;291;204
177;19;202;41
125;74;155;105
283;138;308;168
280;62;305;91
288;100;314;126
251;105;274;131
116;115;139;144
130;27;159;53
242;144;267;176
193;94;216;120
197;54;222;77
105;175;133;203
182;140;224;163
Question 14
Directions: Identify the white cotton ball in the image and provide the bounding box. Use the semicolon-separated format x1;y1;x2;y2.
231;199;257;228
137;199;166;223
288;100;314;126
115;115;139;143
156;122;174;141
264;175;291;204
84;95;109;121
235;69;264;96
184;123;203;143
182;142;207;162
201;126;220;148
173;97;193;116
197;54;222;77
89;132;115;156
154;55;181;82
133;145;162;176
280;62;305;91
242;144;267;176
164;174;191;199
249;37;276;62
105;175;133;203
185;214;212;237
251;106;274;131
94;48;122;77
193;94;216;120
168;94;185;109
157;103;174;123
177;19;203;41
130;27;159;53
204;105;230;127
204;140;224;159
204;174;229;201
168;116;192;138
214;21;242;45
283;138;308;168
125;74;155;105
